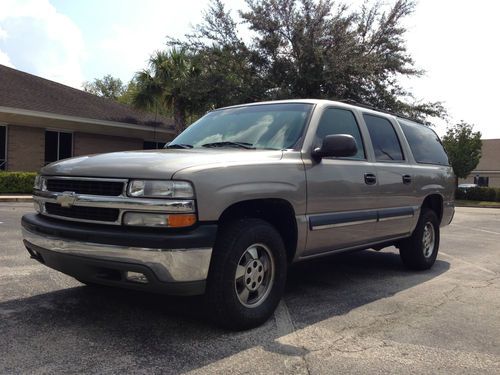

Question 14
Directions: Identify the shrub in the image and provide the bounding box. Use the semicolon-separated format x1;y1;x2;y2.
456;186;497;202
0;172;37;193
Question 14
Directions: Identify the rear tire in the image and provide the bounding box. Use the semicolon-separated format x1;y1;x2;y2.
205;218;287;330
399;208;440;270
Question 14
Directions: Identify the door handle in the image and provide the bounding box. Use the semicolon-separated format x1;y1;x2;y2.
364;173;377;185
402;175;412;184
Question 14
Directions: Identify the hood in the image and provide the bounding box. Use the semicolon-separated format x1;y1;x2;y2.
41;149;284;179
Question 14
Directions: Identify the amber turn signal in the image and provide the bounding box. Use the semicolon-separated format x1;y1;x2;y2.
168;214;197;228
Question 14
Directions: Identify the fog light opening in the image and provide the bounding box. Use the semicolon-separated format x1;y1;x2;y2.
125;271;149;284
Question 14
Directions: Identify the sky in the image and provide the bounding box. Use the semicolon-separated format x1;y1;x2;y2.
0;0;499;138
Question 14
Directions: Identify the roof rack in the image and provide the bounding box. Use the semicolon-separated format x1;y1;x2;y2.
337;99;426;125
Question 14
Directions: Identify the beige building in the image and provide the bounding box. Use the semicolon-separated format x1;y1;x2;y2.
0;64;175;172
460;139;500;188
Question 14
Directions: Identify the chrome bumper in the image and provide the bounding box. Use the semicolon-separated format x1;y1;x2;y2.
22;228;212;283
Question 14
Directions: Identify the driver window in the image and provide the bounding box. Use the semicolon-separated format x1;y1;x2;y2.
315;108;365;159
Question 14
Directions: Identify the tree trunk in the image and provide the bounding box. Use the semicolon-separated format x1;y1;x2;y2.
173;99;186;135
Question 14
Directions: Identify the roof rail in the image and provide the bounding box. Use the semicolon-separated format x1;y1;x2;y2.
337;99;426;125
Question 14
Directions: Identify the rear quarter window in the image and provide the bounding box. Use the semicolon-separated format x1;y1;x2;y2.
398;119;449;165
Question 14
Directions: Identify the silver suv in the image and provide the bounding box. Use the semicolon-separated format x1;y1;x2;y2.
21;100;455;330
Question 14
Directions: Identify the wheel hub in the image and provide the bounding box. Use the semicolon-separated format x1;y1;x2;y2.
234;243;275;308
244;259;265;291
422;222;435;258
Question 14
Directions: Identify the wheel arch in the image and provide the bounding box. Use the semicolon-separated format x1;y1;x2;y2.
217;198;298;263
421;193;444;224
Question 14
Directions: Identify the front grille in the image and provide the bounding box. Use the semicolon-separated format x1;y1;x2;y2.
45;203;120;222
46;179;124;196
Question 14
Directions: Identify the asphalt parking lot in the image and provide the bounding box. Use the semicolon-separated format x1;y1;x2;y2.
1;203;499;374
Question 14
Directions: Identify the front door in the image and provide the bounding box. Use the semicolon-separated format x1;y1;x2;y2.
304;107;379;256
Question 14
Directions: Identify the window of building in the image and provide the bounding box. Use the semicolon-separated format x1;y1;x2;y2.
144;141;166;150
363;114;404;161
398;119;449;166
315;108;365;159
45;131;73;164
474;176;489;187
0;126;6;170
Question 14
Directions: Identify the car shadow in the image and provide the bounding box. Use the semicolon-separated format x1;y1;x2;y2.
0;249;449;373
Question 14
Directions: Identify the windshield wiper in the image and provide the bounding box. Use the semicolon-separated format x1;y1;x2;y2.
201;141;255;149
165;143;193;149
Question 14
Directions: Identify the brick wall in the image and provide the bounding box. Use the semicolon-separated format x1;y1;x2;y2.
7;125;44;171
5;127;145;172
73;132;143;156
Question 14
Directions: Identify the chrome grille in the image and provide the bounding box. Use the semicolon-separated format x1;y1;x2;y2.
46;178;125;196
35;176;195;226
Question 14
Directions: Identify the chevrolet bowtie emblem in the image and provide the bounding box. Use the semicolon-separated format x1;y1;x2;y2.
56;192;77;208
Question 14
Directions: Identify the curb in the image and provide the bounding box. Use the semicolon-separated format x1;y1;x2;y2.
455;204;500;209
0;196;33;203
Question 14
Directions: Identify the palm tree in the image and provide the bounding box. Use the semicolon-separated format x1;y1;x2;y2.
133;49;199;135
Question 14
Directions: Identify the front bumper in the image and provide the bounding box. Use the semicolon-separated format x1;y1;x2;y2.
21;214;217;295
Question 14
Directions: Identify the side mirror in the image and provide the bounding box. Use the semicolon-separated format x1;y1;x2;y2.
312;134;358;160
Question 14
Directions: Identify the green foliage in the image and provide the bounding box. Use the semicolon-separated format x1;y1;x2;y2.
442;122;482;180
83;75;126;100
0;172;36;193
455;187;500;202
165;0;446;122
132;49;200;134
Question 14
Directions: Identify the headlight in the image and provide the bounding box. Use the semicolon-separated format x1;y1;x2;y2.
127;180;194;198
34;175;46;191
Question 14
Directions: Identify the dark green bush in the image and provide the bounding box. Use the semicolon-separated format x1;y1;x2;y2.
456;186;497;202
0;172;37;193
455;188;466;200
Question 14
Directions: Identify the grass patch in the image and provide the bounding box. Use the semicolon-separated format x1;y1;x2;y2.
455;200;500;208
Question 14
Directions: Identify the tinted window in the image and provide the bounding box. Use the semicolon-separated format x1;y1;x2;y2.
364;115;404;161
144;141;166;150
315;108;365;159
45;131;58;164
398;119;449;165
45;131;72;164
0;126;6;170
59;132;73;160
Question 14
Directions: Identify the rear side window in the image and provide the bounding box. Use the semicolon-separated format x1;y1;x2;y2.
398;119;449;165
316;108;365;159
363;114;404;161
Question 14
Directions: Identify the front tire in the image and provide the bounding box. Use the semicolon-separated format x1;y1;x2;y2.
399;208;440;270
205;218;287;330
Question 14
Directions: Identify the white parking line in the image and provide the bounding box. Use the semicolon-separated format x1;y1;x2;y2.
451;224;500;236
440;251;497;275
274;299;295;336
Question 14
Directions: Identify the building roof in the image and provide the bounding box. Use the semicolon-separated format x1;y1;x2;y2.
0;64;173;129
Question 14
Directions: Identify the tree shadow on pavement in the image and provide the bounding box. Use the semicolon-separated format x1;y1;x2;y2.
0;249;449;374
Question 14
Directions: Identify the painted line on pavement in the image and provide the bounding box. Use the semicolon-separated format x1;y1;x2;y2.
451;224;500;236
274;299;295;336
440;251;497;275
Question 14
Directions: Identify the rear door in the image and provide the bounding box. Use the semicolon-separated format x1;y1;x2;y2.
362;114;418;239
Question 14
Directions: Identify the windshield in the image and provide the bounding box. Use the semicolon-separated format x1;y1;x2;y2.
168;103;313;150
